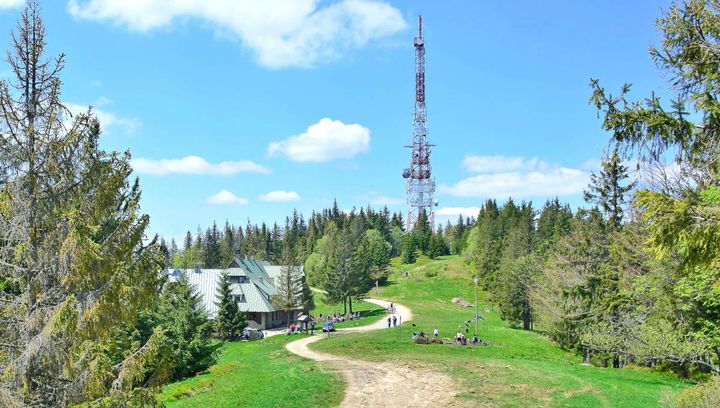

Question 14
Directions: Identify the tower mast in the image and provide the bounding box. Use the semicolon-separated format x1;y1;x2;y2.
403;15;436;231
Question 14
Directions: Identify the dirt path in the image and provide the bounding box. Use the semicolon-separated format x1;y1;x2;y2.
286;298;465;408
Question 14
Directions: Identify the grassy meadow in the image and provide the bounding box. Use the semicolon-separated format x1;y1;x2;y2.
160;255;693;407
311;255;693;407
159;335;343;407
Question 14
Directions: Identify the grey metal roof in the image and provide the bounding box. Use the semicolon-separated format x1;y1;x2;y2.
166;259;303;318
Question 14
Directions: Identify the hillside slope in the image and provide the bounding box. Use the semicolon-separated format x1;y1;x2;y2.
311;255;691;407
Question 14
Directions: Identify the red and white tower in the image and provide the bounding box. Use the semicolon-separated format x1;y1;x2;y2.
402;16;437;230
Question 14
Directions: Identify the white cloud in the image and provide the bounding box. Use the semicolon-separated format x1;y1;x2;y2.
94;96;112;106
268;118;370;162
130;155;270;176
0;0;23;9
207;190;249;205
66;102;141;135
435;207;481;218
67;0;407;69
462;155;542;173
259;190;301;202
440;156;590;199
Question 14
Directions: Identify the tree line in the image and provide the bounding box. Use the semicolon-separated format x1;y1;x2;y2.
459;2;720;406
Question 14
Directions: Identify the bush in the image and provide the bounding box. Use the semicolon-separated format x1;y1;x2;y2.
665;376;720;408
424;269;438;278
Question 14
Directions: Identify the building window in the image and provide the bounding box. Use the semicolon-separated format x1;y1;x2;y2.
233;294;246;303
229;276;247;284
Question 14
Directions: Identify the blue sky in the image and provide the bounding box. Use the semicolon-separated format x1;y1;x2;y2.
0;0;673;241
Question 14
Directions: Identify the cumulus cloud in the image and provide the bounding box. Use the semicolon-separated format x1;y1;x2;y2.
462;155;541;173
67;0;407;68
0;0;22;8
259;190;301;202
207;190;249;205
268;118;370;162
66;102;141;135
131;156;270;176
440;156;590;199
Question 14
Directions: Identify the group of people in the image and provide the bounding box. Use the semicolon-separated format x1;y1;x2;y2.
286;321;314;335
318;312;361;323
386;314;401;327
454;331;480;346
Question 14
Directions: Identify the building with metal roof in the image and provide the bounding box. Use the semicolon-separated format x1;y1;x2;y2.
166;258;303;329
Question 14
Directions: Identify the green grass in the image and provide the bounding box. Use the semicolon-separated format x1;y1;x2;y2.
310;255;693;407
159;335;343;407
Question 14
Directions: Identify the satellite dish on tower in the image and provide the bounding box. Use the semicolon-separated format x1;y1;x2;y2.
402;168;411;179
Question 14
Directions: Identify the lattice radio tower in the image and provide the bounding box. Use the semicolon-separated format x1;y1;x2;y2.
402;16;437;231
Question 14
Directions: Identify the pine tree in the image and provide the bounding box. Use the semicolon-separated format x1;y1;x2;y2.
214;273;246;340
413;209;432;253
184;230;193;251
428;234;449;259
584;146;636;229
299;275;315;314
203;221;222;268
159;237;171;267
401;233;418;264
272;246;303;327
0;3;169;404
220;220;236;266
156;274;219;379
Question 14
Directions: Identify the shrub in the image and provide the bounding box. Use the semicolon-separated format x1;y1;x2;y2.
664;376;720;408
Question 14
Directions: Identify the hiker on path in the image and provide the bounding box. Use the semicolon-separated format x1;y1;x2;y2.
392;315;397;327
434;327;439;338
387;317;391;328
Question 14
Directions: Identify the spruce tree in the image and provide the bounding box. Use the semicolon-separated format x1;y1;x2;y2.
401;233;418;264
271;247;303;327
157;275;219;379
583;146;636;230
299;275;315;314
204;221;222;268
413;209;432;253
0;2;169;404
214;273;246;340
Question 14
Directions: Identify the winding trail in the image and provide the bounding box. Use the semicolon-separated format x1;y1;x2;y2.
286;299;464;408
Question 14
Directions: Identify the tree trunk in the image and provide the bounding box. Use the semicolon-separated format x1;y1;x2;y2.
613;355;620;368
343;297;347;315
349;297;353;314
582;347;591;364
601;358;608;368
523;304;530;330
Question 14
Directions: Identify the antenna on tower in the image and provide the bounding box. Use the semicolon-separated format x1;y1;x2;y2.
403;15;436;231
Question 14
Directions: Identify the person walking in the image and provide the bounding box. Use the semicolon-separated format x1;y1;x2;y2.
387;317;391;328
392;315;397;327
433;327;439;338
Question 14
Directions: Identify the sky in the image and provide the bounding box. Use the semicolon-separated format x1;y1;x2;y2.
0;0;674;242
